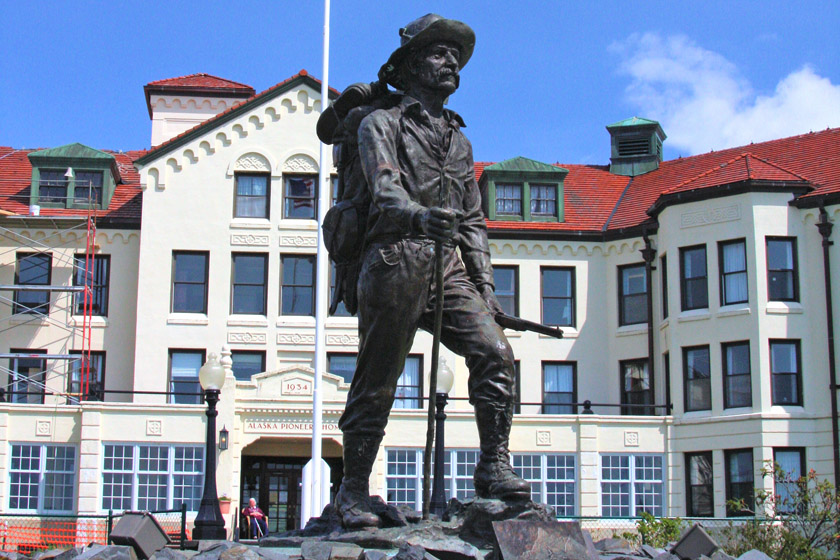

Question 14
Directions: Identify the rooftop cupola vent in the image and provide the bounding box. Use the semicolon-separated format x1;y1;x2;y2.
606;117;666;177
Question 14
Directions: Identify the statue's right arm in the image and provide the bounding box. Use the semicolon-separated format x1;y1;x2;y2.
357;111;425;233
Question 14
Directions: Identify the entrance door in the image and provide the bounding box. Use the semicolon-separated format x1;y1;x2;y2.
240;457;303;533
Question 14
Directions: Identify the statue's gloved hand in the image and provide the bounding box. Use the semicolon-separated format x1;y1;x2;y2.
477;283;504;316
415;207;461;243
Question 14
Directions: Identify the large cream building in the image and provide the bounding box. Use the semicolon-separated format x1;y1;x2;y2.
0;70;838;536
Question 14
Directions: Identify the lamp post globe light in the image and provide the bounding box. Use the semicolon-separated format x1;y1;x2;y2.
430;358;455;517
192;353;227;540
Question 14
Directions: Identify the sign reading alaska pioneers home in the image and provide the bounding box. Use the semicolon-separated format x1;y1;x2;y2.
244;419;341;434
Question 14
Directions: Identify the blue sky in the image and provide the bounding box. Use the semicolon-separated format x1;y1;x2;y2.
1;0;838;165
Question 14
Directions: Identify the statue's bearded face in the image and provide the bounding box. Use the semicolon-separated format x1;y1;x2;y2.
406;41;461;95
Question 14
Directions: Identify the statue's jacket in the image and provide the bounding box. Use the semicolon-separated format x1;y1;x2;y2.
357;96;494;289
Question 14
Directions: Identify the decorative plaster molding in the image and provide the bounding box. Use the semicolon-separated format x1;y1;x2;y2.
234;153;270;172
277;333;316;345
231;234;269;246
279;235;317;248
283;154;318;173
36;420;52;437
536;430;551;446
146;419;163;437
681;205;741;229
326;334;360;346
228;332;267;344
624;431;640;447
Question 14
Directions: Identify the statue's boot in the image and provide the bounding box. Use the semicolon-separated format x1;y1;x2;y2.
335;433;382;529
473;401;532;501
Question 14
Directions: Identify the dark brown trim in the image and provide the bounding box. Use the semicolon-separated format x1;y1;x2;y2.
641;235;656;402
683;344;711;412
231;252;268;316
171;251;209;314
765;236;800;303
769;339;803;406
718;238;748;307
540;266;576;328
233;172;271;220
680;244;708;311
816;207;839;488
685;451;714;517
279;254;316;317
647;180;812;218
724;448;755;516
619;358;654;416
541;361;577;414
617;262;648;327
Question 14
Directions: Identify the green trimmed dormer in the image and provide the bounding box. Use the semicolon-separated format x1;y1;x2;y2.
480;156;568;222
28;143;121;209
607;117;666;177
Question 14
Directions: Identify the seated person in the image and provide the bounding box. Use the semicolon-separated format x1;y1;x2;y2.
241;498;268;538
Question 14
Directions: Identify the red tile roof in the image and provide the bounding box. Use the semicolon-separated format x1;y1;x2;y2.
138;70;340;163
0;147;144;226
145;73;254;91
479;127;840;235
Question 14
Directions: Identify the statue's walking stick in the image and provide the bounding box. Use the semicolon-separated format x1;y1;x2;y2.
422;179;451;520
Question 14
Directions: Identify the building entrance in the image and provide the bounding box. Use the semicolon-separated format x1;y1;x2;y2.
240;455;344;534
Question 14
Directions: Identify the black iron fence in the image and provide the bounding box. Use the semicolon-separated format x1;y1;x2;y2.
0;506;187;554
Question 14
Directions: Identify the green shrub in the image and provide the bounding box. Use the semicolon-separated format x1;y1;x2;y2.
635;511;685;547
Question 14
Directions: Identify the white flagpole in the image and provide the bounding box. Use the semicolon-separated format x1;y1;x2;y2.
308;0;331;527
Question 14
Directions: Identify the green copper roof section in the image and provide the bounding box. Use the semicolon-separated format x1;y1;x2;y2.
484;156;568;174
607;117;661;129
28;143;114;161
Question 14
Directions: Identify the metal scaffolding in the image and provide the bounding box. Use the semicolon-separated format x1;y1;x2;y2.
0;176;100;404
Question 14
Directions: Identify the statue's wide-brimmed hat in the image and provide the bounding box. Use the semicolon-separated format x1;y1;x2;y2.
378;14;475;91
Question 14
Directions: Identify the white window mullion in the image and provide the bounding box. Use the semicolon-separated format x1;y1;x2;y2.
540;455;548;505
38;445;47;513
167;446;175;510
132;446;140;511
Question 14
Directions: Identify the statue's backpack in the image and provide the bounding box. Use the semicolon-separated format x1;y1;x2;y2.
318;82;399;315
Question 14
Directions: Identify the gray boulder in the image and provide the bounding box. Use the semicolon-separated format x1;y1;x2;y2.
75;545;137;560
709;550;736;560
736;552;774;560
149;549;189;560
219;546;261;560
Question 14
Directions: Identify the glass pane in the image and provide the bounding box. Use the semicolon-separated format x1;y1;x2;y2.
726;344;750;375
237;175;267;196
543;298;571;326
768;240;793;270
234;255;266;284
722;242;746;273
622;266;646;295
328;355;357;383
174;254;206;282
771;343;797;373
684;248;706;279
542;269;571;297
232;353;264;380
234;285;266;314
544;364;573;392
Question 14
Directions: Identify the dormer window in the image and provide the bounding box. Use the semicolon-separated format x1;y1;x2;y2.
38;169;67;203
28;143;120;210
480;157;568;222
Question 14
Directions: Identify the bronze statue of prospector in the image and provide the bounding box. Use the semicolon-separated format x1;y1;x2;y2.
319;14;533;529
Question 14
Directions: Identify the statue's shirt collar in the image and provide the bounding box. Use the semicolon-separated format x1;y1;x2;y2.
399;96;467;129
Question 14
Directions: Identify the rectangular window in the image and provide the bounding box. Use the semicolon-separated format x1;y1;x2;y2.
73;254;110;316
386;448;481;511
766;237;799;302
280;255;315;316
723;341;752;408
171;252;208;314
169;350;204;405
684;346;711;412
232;253;267;315
234;174;269;219
395;355;422;409
664;352;671;410
619;263;648;326
513;454;576;516
725;449;754;516
102;444;203;512
541;267;574;327
680;245;708;311
14;252;51;314
661;255;668;319
621;359;653;416
601;454;664;517
719;239;748;305
530;184;557;217
231;351;265;381
8;349;46;404
774;448;805;514
329;263;350;317
495;183;522;217
39;169;67;203
69;351;105;401
493;266;518;317
542;362;576;414
284;175;317;219
9;444;76;512
74;171;103;206
327;353;357;384
685;452;714;517
770;340;802;405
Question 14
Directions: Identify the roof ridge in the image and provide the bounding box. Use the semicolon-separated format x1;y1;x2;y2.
664;152;752;195
146;73;253;89
0;148;23;163
745;152;810;182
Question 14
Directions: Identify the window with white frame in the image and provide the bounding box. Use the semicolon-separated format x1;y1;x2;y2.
386;449;480;511
102;444;203;512
601;454;664;517
513;454;576;516
9;444;76;512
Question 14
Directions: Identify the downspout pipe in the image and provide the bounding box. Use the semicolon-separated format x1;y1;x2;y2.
641;233;657;414
816;205;839;488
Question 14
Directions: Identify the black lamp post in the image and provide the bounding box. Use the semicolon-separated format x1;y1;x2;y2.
192;353;227;540
430;358;455;517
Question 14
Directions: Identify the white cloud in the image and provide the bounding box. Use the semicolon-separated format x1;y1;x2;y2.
611;33;840;155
